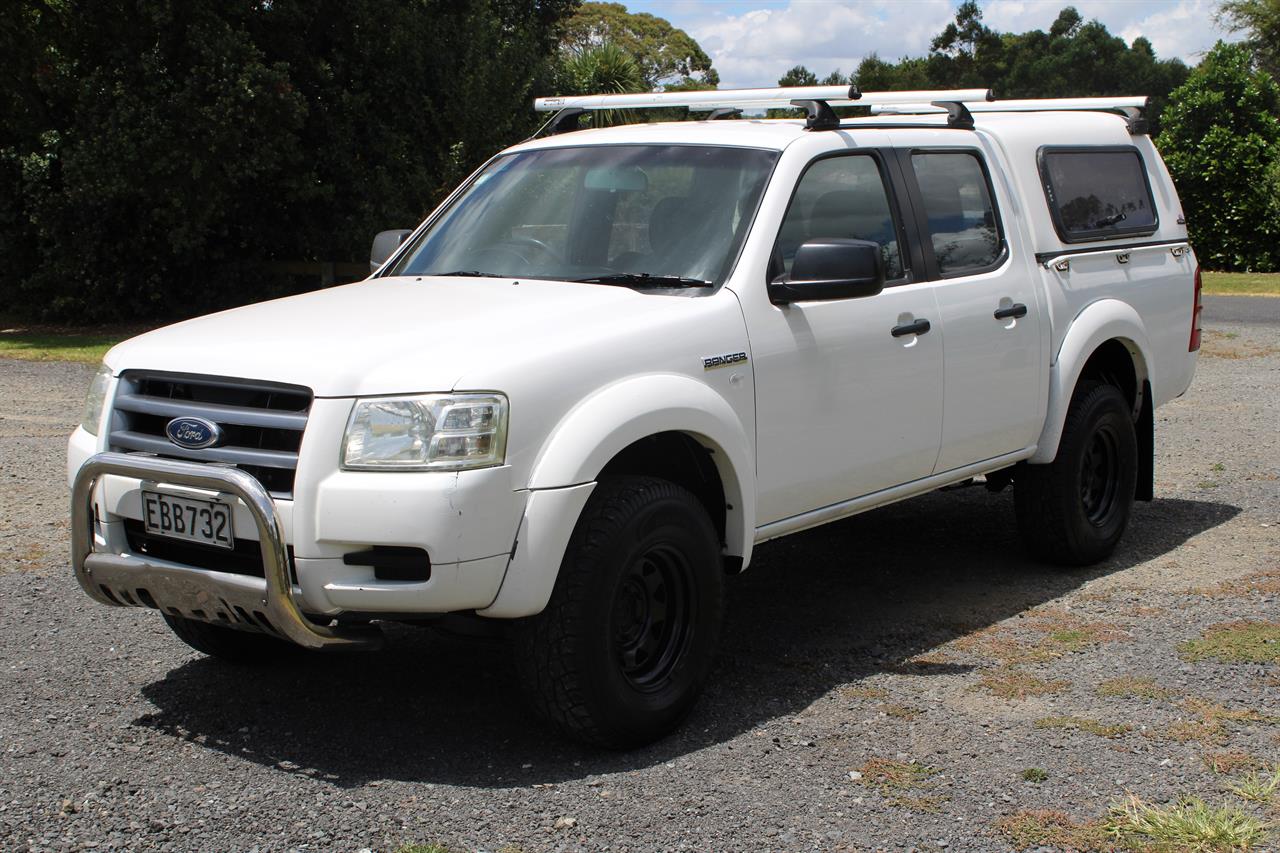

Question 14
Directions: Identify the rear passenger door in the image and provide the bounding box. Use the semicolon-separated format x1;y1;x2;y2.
900;148;1044;473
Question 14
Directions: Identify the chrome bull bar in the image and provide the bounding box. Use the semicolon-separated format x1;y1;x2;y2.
71;452;381;651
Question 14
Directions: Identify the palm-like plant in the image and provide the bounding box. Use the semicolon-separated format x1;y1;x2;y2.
561;43;645;126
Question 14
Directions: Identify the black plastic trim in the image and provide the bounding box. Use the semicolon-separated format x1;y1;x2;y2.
343;546;432;582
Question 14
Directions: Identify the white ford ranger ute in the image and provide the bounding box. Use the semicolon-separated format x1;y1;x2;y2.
68;86;1200;748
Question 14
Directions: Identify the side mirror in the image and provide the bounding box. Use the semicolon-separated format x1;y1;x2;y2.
370;229;412;273
768;238;885;305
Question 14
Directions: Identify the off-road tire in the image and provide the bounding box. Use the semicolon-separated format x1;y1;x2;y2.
1015;381;1137;566
512;476;724;749
162;613;296;663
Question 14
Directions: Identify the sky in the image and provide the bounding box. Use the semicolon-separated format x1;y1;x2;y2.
623;0;1241;89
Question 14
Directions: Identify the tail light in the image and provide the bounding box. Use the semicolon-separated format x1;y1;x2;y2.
1189;265;1202;352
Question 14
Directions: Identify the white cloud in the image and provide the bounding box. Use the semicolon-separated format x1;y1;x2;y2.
689;0;952;88
683;0;1238;88
1119;1;1234;65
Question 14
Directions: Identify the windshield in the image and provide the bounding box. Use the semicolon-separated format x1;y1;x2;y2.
388;144;778;287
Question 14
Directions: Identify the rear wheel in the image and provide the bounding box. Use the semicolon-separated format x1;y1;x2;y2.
1015;381;1137;566
513;476;724;748
162;613;295;663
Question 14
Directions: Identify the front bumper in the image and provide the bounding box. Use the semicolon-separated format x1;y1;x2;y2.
72;452;382;650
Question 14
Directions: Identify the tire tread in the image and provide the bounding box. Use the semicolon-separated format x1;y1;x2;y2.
512;476;721;748
1015;381;1136;566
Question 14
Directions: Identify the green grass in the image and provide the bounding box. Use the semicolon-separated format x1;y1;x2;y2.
1096;675;1175;701
1105;794;1269;852
1021;767;1049;783
0;312;157;363
1229;765;1280;806
993;810;1107;850
977;669;1070;699
1179;621;1280;664
1035;715;1131;738
0;329;128;363
1201;271;1280;296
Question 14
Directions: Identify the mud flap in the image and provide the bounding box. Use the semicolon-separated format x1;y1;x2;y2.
1136;379;1154;502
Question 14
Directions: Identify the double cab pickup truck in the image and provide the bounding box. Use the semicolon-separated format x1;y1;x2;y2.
69;86;1200;747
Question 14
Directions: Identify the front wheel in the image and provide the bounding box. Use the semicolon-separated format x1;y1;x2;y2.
1015;381;1138;566
512;476;724;748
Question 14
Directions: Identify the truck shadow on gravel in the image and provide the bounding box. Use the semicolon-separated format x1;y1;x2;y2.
134;489;1237;788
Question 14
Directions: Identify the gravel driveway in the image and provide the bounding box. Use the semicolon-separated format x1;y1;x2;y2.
1;310;1277;852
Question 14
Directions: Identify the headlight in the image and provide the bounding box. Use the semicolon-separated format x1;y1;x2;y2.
80;364;113;436
342;393;508;471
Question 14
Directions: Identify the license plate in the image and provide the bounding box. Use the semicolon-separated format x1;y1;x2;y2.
141;491;235;550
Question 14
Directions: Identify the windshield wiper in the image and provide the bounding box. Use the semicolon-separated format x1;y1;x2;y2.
573;273;713;288
1093;212;1127;228
426;270;505;278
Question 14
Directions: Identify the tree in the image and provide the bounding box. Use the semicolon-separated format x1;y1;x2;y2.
854;55;930;91
1217;0;1280;79
0;0;576;322
1157;41;1280;270
777;65;818;87
928;0;1004;87
559;2;718;90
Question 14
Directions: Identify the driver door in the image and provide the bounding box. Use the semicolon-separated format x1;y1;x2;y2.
745;151;945;525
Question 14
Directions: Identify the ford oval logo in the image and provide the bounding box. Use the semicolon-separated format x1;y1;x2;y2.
165;416;222;450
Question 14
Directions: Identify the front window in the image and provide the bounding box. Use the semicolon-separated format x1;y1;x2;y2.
389;145;778;287
772;154;905;282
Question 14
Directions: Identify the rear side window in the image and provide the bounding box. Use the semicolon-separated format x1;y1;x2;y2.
1039;147;1158;243
910;151;1003;276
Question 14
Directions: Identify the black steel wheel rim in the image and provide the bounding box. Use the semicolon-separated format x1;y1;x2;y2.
611;544;693;691
1079;423;1121;526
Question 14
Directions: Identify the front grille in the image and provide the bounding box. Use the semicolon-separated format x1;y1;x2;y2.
109;371;312;498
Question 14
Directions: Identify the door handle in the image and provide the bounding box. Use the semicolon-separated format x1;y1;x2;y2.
993;303;1028;320
891;318;931;337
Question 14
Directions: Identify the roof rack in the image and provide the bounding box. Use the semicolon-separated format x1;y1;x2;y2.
530;86;994;136
529;87;1149;137
871;96;1151;134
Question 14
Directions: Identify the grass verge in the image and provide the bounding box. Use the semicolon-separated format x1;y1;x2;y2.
0;312;158;362
1202;271;1280;297
0;328;127;363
